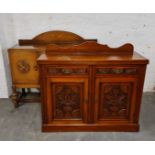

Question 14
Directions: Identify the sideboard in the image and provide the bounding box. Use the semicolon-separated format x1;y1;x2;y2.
37;40;149;132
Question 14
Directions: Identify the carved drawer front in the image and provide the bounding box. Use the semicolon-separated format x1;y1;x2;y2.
47;66;88;76
46;78;88;123
94;77;137;122
96;67;138;75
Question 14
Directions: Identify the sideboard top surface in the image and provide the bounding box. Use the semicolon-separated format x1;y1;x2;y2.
37;52;148;65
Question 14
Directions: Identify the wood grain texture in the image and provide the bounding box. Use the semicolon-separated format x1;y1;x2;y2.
53;84;82;119
19;30;97;46
45;77;89;124
37;34;148;132
9;30;96;107
100;83;131;119
46;41;134;56
8;30;149;132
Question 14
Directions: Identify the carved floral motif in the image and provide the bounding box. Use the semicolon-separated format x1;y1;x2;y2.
53;84;81;119
97;68;137;74
17;60;30;73
101;83;131;118
48;68;87;75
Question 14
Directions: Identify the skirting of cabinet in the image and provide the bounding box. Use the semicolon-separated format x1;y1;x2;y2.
42;123;139;132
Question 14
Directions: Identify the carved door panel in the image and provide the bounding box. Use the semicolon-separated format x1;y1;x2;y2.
46;77;88;124
94;77;137;123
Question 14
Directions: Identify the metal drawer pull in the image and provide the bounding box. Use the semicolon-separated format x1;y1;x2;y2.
61;69;72;74
112;69;123;74
97;68;137;74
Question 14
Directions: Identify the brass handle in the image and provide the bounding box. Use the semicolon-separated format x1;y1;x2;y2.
112;68;124;74
61;68;72;74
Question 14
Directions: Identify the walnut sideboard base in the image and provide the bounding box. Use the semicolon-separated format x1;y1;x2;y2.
37;36;148;132
42;123;139;132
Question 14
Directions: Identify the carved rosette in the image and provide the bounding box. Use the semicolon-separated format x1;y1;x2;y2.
100;83;131;119
53;84;81;119
97;68;137;74
17;60;30;73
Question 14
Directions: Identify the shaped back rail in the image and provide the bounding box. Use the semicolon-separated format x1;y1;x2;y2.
46;41;134;56
19;30;97;46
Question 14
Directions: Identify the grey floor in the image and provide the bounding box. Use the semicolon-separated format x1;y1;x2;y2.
0;92;155;141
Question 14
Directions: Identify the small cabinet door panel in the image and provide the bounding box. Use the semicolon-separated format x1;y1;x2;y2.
9;50;41;84
94;77;137;123
46;77;88;124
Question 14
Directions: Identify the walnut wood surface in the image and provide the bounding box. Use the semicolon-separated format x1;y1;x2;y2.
46;41;134;56
38;52;148;65
37;38;148;132
9;30;97;107
19;30;97;46
8;30;149;132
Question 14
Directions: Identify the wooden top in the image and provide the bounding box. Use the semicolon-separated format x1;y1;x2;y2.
37;52;149;65
8;45;46;52
37;41;148;65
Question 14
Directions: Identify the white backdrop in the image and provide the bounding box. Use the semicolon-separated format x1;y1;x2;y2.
0;13;155;98
0;45;8;98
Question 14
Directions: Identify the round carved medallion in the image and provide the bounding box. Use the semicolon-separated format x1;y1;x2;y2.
17;60;30;73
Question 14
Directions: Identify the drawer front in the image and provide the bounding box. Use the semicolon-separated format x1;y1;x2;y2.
96;67;138;75
47;66;88;76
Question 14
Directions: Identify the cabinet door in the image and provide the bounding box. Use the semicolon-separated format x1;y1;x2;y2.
94;77;137;123
46;77;88;124
9;50;41;86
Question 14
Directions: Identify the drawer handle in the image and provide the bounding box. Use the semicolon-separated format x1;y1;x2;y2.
112;69;124;74
61;69;72;74
97;68;137;74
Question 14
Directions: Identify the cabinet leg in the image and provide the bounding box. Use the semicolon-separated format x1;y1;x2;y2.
22;88;26;96
11;86;19;108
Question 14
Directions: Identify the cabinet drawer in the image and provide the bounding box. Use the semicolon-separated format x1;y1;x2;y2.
96;67;138;75
47;66;88;76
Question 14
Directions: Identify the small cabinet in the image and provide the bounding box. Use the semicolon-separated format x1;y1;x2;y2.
94;77;137;123
9;50;42;85
45;77;89;125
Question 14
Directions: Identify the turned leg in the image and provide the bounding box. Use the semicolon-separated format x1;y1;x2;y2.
11;86;19;108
